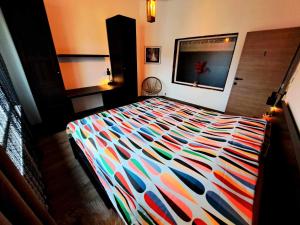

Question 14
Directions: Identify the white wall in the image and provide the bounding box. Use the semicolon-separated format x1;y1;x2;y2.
285;61;300;132
44;0;144;112
0;8;41;124
44;0;300;112
140;0;300;111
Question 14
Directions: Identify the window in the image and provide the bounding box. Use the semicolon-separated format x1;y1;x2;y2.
0;53;46;205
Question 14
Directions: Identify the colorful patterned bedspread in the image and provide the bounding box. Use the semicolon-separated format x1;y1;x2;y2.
67;98;267;225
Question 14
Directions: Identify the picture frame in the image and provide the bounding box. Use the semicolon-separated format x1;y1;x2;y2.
145;46;161;64
172;33;238;91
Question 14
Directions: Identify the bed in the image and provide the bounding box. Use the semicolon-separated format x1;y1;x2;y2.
67;97;267;225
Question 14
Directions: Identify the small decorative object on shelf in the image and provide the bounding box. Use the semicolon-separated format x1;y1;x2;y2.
106;68;113;85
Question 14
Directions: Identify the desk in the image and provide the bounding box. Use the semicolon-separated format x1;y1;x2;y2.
66;83;122;99
66;83;124;117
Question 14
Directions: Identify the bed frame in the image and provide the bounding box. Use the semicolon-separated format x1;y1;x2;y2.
69;137;113;209
68;96;269;224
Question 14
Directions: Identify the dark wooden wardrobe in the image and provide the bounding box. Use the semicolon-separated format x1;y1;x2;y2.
104;15;138;107
1;0;72;133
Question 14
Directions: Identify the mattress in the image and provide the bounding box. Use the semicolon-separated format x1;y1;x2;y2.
67;97;267;225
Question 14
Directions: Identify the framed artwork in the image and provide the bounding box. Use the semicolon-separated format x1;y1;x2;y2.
172;33;238;91
145;46;161;64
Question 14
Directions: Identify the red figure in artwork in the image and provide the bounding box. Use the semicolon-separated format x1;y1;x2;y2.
194;61;209;86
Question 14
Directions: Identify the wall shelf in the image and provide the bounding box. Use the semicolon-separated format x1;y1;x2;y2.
57;54;109;58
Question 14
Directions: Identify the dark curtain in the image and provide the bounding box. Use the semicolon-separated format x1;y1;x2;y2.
0;53;46;205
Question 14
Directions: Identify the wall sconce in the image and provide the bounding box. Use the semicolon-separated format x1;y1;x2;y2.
147;0;156;23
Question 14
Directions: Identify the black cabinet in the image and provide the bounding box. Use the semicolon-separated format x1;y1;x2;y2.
1;0;73;132
105;15;138;107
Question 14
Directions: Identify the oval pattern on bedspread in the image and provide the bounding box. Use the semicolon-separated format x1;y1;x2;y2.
67;97;267;225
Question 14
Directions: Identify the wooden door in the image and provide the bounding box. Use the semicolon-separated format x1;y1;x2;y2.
226;27;300;117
